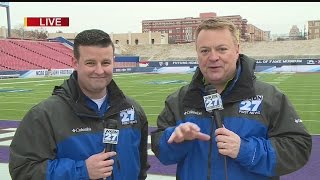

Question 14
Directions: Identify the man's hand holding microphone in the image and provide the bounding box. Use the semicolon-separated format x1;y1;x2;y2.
86;119;118;179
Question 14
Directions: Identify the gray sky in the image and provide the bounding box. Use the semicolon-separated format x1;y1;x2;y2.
0;2;319;35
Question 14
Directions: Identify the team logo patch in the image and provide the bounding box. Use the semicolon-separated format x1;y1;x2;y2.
239;95;263;115
120;106;137;125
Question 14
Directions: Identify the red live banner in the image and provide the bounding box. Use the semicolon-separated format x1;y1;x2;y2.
24;17;69;27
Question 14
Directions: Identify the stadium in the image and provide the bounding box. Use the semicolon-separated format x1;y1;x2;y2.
1;35;320;179
0;2;319;180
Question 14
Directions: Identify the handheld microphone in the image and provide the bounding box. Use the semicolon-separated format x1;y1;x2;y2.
203;84;224;128
102;119;119;180
103;119;119;153
203;84;228;180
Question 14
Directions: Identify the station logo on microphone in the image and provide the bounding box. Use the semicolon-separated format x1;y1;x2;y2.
103;129;119;144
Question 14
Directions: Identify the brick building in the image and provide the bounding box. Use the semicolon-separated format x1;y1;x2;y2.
142;12;261;44
308;20;320;39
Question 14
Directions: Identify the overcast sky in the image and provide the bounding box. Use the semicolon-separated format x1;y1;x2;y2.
0;2;319;35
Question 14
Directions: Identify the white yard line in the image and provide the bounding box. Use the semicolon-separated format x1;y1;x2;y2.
0;79;65;85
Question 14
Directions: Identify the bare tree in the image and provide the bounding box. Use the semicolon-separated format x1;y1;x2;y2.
13;24;25;38
33;27;48;39
11;24;48;39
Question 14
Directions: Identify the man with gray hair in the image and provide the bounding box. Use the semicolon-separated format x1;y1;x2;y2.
151;18;311;180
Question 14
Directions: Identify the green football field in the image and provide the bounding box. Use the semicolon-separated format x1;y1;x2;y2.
0;72;319;134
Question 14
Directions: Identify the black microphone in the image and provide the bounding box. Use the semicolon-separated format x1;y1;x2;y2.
203;84;228;180
103;119;119;153
204;84;224;128
102;119;119;180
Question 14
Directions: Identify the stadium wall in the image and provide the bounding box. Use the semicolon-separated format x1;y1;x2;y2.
137;59;320;73
1;58;320;79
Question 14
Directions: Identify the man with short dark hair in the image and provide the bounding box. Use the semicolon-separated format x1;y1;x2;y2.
9;29;150;180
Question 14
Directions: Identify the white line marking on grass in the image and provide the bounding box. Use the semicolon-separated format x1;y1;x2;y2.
145;114;159;116
303;120;320;122
144;106;162;108
291;98;320;101
1;128;16;131
146;174;175;180
0;109;27;112
0;128;16;146
287;95;320;97
280;85;320;87
0;140;11;146
285;91;320;93
138;100;159;102
35;84;47;86
0;96;44;100
118;85;135;88
264;82;280;84
0;102;37;105
298;111;320;113
0;132;16;139
147;136;155;155
0;87;14;89
147;149;154;155
133;92;175;96
295;104;319;106
0;79;65;85
281;87;320;89
131;87;178;97
113;73;145;77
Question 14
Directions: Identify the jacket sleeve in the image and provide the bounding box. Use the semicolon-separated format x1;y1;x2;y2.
9;105;89;180
151;97;194;165
269;92;312;175
235;90;312;176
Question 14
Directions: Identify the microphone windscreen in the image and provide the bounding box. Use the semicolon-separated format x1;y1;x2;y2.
205;84;217;95
103;119;119;148
106;119;118;129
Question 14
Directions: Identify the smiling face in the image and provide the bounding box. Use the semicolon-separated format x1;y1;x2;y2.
73;45;114;99
196;28;239;91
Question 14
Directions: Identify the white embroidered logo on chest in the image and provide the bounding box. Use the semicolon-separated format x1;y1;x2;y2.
120;107;137;125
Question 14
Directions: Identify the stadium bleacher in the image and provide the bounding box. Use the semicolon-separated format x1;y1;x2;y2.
0;39;73;71
119;38;320;61
1;38;320;71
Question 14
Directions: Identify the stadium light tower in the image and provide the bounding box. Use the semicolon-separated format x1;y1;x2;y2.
0;2;11;38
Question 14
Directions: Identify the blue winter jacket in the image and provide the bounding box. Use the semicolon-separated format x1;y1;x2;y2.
9;71;150;180
151;54;312;180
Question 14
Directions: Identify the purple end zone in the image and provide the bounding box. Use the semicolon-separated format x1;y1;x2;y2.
148;126;157;134
0;147;9;163
0;120;20;163
1;122;319;179
0;120;20;128
147;155;177;176
148;126;319;180
281;136;319;180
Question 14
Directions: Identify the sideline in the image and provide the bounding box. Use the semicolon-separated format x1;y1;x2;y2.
0;163;175;180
